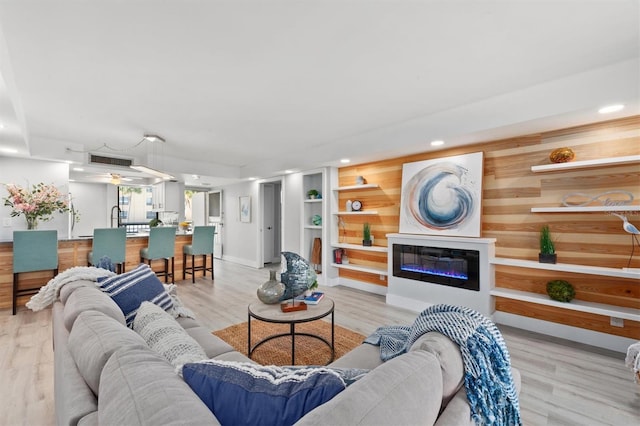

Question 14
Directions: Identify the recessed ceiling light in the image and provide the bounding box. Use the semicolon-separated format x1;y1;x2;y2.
284;170;294;174
0;123;5;129
430;140;445;146
73;167;84;172
0;147;18;154
340;159;350;164
192;174;200;179
248;177;257;181
598;104;624;114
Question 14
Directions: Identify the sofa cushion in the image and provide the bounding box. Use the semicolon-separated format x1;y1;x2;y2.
409;331;464;407
63;286;125;331
328;341;385;370
295;350;443;426
68;310;148;395
185;326;236;358
183;360;347;426
99;347;219;426
132;301;207;370
97;263;173;327
53;303;99;426
59;280;95;304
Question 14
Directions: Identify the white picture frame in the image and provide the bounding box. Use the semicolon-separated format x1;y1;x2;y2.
239;196;251;223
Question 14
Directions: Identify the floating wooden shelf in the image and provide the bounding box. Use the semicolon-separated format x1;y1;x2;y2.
332;211;378;215
334;184;380;191
491;288;640;322
531;205;640;213
331;262;388;275
491;257;640;279
304;225;322;230
304;199;323;203
531;154;640;173
331;242;388;253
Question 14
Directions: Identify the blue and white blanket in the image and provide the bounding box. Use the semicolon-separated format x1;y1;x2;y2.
365;304;521;426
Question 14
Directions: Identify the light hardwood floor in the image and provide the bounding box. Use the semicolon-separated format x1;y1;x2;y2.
1;259;638;426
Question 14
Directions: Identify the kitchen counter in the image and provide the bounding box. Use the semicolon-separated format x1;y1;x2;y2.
0;232;206;311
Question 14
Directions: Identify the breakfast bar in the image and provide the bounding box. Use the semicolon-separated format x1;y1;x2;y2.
0;232;206;311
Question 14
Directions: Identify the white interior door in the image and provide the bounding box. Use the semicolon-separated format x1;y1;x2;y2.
191;192;206;226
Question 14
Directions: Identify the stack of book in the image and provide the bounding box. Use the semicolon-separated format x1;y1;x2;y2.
294;291;325;305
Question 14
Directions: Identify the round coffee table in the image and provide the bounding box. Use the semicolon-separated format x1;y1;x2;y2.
247;298;335;365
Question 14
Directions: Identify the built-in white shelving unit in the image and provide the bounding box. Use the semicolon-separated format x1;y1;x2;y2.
531;154;640;173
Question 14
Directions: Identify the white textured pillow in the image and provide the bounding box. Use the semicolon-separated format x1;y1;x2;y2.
133;301;207;371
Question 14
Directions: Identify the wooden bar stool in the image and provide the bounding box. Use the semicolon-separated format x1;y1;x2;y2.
87;228;127;273
140;226;177;283
12;230;58;315
183;226;215;283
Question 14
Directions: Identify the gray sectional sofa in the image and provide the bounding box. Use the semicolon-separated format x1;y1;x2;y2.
53;279;521;426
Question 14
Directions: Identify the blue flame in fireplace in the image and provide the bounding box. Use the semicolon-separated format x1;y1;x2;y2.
400;263;468;280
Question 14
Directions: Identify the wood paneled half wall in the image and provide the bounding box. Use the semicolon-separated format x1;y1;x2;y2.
337;116;640;340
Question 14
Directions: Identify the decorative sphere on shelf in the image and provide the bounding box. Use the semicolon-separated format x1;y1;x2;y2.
549;147;575;163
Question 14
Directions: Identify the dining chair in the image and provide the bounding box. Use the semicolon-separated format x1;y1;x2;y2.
140;226;177;283
13;230;58;315
183;226;215;283
87;227;127;273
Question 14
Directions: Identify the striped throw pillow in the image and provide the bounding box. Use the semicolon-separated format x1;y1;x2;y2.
97;263;173;327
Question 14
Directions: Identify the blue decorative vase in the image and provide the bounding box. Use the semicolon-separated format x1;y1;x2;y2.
279;252;317;301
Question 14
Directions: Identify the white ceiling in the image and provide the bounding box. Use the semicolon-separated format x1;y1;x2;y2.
0;0;638;187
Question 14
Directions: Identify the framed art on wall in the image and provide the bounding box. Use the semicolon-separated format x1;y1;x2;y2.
239;196;251;223
399;151;484;237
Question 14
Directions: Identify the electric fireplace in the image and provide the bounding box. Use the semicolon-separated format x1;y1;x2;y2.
386;234;495;316
393;244;480;291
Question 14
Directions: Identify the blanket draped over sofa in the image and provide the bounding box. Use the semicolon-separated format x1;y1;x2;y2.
365;304;521;426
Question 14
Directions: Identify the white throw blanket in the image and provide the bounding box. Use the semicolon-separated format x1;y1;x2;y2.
26;266;116;311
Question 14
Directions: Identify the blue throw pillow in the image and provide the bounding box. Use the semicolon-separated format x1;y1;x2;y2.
97;263;173;327
182;360;346;426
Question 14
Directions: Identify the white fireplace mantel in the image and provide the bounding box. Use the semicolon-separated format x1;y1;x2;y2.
386;233;496;316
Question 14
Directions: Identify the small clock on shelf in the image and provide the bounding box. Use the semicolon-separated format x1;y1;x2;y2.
351;200;362;211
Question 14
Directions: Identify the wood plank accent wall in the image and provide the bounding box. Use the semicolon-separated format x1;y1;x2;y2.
338;116;640;338
0;234;210;310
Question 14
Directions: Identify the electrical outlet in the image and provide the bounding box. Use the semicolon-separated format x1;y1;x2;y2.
610;317;624;327
2;217;11;227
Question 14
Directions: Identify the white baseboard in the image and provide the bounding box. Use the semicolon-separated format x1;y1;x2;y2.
493;311;636;353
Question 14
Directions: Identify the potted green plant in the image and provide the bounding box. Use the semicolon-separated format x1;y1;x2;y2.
307;189;319;199
363;222;372;246
539;225;557;264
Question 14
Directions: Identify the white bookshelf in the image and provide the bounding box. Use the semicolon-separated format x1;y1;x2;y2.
331;262;388;276
531;154;640;173
491;257;640;279
331;242;388;253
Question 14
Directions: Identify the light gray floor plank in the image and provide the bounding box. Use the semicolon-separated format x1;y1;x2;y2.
0;259;638;425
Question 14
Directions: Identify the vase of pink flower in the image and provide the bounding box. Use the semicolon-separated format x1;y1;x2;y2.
4;182;71;229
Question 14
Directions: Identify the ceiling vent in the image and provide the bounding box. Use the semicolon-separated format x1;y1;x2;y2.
88;154;133;167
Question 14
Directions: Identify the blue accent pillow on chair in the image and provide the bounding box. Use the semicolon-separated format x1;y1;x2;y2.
182;360;346;426
97;263;173;327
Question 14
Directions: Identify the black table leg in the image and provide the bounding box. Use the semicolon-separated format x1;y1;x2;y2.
291;323;295;364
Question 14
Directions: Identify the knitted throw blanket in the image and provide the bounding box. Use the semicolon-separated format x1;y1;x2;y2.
26;266;116;311
364;304;521;426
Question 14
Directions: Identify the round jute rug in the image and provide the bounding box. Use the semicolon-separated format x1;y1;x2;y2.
213;320;366;366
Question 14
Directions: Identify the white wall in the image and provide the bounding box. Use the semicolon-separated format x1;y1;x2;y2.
68;182;110;237
219;180;261;267
0;157;69;240
282;172;302;253
215;171;303;269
